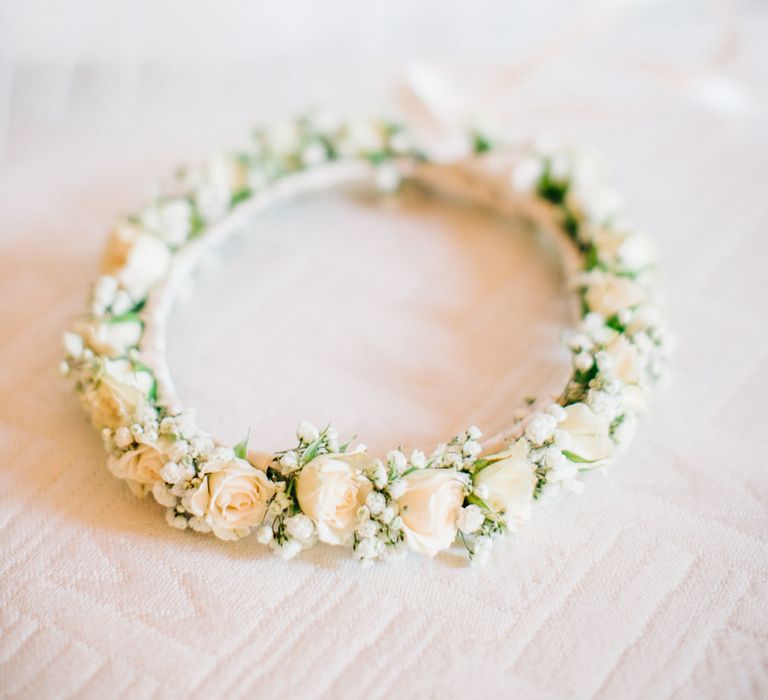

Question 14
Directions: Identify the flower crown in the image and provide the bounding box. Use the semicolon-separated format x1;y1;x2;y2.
61;113;670;565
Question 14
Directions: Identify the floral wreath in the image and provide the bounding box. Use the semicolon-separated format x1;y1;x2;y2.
61;113;670;565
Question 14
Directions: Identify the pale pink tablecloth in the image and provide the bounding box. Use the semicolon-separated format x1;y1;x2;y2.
1;2;767;698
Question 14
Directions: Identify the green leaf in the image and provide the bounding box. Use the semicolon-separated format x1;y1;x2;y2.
563;209;580;239
562;449;599;464
467;492;495;514
131;299;146;314
537;168;568;205
301;435;324;464
573;362;598;385
230;188;252;207
108;311;142;324
584;244;601;271
606;314;626;333
233;429;250;459
472;131;491;154
367;151;390;165
189;205;206;239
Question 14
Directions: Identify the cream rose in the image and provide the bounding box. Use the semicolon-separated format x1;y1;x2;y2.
77;319;143;358
559;402;612;462
397;469;465;557
102;223;171;300
584;271;646;318
108;444;164;485
81;359;153;430
188;457;275;540
473;439;535;529
296;452;373;546
591;228;655;272
604;334;643;385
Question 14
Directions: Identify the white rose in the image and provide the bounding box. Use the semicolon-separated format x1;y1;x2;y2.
102;223;171;300
188;457;275;540
141;198;193;246
604;334;643;385
473;439;535;530
591;228;654;272
559;403;612;462
76;319;143;358
81;359;153;430
296;452;373;546
108;443;165;485
397;469;465;557
584;271;646;318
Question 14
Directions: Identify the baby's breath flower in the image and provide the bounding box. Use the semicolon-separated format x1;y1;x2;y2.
114;426;133;449
301;142;327;167
191;435;214;458
542;446;567;471
296;420;319;444
410;449;427;469
457;505;485;534
595;350;614;373
279;450;299;472
471;537;492;567
160;460;194;485
567;333;592;351
63;332;84;359
387;450;408;473
365;491;386;515
285;513;314;541
462;440;482;459
379;505;396;525
525;413;558;445
366;460;387;489
276;539;302;560
467;425;482;441
388;479;407;500
574;352;594;372
357;505;371;521
255;524;273;544
165;509;188;530
357;520;379;539
356;537;383;561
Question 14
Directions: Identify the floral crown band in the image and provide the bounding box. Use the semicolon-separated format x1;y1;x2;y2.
61;113;670;565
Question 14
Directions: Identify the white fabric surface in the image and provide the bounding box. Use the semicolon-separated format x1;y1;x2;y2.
1;2;767;698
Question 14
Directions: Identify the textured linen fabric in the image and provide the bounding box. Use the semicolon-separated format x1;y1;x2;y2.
1;3;767;698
